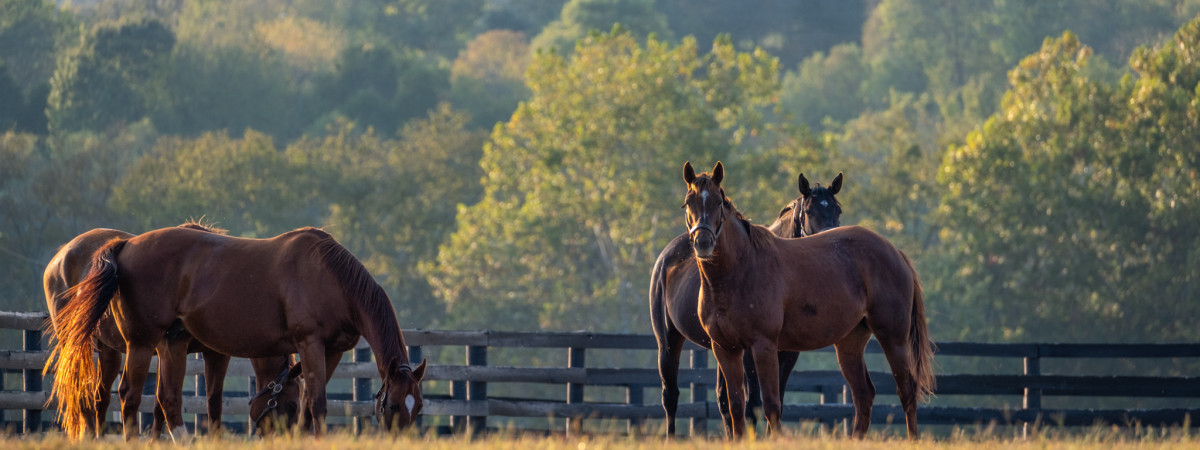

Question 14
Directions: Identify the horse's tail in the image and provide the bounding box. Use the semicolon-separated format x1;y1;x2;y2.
903;251;937;402
44;239;127;440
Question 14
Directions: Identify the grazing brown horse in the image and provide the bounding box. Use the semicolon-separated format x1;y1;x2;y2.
43;224;301;438
680;161;934;439
650;172;845;436
51;226;426;441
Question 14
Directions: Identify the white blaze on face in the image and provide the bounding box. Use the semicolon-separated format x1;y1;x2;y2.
405;394;415;415
820;200;829;207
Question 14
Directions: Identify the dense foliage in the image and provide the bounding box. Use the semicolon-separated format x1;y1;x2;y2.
2;0;1199;346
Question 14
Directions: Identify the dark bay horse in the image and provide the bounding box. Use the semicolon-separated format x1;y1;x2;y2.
681;162;934;439
51;226;426;441
43;224;301;438
650;172;845;436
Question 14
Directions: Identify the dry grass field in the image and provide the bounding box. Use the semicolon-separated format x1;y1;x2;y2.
0;424;1194;450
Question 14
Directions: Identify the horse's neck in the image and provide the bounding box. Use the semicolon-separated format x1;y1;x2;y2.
355;306;410;372
696;219;763;294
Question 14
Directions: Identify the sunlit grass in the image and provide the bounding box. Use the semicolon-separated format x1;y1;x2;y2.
0;423;1194;450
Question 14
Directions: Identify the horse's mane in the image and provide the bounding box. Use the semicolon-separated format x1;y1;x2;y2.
737;212;776;251
177;218;228;235
307;229;406;362
691;174;775;251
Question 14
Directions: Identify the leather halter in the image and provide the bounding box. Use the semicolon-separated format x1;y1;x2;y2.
796;197;811;238
250;360;303;425
375;363;416;414
687;191;725;242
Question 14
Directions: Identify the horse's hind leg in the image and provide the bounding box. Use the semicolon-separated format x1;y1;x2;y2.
873;320;920;439
201;349;231;435
155;338;193;444
91;345;122;437
741;351;762;428
834;322;875;438
655;329;685;436
118;344;154;441
776;350;800;400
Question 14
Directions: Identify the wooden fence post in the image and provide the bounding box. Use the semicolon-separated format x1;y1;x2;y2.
142;371;156;434
409;345;424;429
626;383;643;436
467;345;487;436
689;349;707;437
450;343;468;433
354;346;373;434
194;353;206;433
566;347;585;436
23;329;42;433
1023;348;1042;439
820;384;840;435
247;373;256;433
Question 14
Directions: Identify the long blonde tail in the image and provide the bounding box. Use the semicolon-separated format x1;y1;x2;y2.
44;239;125;440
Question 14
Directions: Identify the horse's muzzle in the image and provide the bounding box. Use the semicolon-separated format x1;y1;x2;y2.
691;229;716;258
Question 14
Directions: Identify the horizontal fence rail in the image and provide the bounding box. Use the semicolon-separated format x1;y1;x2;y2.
2;311;1199;436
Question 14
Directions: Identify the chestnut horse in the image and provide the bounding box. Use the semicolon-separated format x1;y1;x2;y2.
681;162;934;439
650;172;844;436
51;226;426;441
43;224;301;438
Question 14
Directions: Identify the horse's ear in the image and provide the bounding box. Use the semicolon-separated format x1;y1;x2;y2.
798;173;811;196
712;161;724;185
413;359;428;381
683;161;696;184
830;172;843;195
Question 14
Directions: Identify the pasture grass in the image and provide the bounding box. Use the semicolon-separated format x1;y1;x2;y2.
0;424;1195;450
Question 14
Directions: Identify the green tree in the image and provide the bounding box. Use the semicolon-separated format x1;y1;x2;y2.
313;45;449;136
0;0;74;91
531;0;673;55
424;31;817;331
780;43;868;129
110;130;307;237
449;30;532;129
0;123;157;310
937;27;1200;342
659;0;867;69
152;44;301;139
46;20;175;134
290;106;486;326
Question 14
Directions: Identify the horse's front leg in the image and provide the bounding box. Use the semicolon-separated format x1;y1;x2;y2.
711;346;746;439
749;340;782;436
296;339;329;436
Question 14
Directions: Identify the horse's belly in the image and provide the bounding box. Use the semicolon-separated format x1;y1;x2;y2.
778;302;864;351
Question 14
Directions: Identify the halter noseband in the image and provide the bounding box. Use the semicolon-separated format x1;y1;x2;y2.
250;360;303;426
375;363;416;413
687;192;726;242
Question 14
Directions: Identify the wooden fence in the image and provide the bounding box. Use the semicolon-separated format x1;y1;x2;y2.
2;311;1198;436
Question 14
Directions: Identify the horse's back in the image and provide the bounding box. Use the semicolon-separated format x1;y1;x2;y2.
117;226;351;356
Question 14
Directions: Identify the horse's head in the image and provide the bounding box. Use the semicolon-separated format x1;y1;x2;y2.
682;161;730;259
249;362;302;435
376;358;427;432
796;172;843;236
